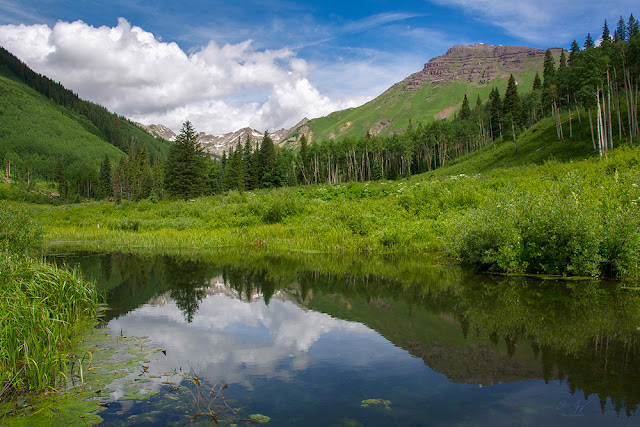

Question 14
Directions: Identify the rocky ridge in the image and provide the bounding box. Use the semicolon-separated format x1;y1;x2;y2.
137;118;309;157
398;44;561;91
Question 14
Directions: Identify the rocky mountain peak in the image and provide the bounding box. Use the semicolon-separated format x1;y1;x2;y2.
399;44;561;90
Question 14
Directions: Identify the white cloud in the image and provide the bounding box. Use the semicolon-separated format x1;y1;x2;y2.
0;18;364;134
430;0;638;44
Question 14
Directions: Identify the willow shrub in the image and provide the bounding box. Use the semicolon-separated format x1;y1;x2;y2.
447;160;640;277
0;207;98;396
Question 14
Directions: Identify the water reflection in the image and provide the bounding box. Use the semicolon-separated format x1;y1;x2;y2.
52;251;640;424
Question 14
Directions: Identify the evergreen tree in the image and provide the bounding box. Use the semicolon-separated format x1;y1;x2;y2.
557;51;569;100
584;33;595;48
164;121;206;199
224;144;246;191
459;94;471;120
568;40;580;64
532;72;542;91
503;74;521;123
602;19;611;44
615;15;628;42
488;88;502;140
242;135;253;189
542;49;557;89
629;14;639;38
259;132;276;188
98;155;112;199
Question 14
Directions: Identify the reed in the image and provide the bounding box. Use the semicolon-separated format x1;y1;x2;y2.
0;207;98;398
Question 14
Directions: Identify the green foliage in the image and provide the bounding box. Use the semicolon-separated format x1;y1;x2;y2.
448;149;640;277
165;121;207;199
0;205;97;396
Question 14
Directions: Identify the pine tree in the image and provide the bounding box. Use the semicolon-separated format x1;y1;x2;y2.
488;88;502;140
629;14;639;38
557;50;569;100
503;74;521;122
164;121;207;199
98;155;112;199
615;15;628;42
532;72;542;91
242;135;254;189
542;49;557;89
259;132;276;188
568;40;580;64
584;33;595;48
602;19;611;44
459;94;471;120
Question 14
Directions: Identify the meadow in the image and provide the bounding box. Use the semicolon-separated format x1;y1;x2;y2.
34;140;640;278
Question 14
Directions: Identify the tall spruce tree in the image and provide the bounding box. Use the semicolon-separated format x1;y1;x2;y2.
568;40;580;65
532;72;542;91
259;132;276;188
459;94;471;120
164;121;206;199
602;19;611;44
629;14;639;38
584;33;595;48
98;155;112;199
503;74;521;124
615;16;628;42
542;49;557;89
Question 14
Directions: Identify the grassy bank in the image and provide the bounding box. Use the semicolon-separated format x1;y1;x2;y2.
33;140;640;277
0;206;98;399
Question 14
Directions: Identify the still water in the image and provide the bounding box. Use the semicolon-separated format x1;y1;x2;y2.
53;251;640;426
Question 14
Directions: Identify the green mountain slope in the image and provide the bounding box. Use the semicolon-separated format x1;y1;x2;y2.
286;45;562;144
0;68;125;181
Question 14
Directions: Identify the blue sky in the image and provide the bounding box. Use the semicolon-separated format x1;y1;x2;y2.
0;0;637;134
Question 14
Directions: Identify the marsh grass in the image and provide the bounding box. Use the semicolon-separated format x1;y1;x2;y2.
0;206;98;398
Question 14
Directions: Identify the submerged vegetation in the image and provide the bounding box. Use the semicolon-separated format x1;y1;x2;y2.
0;206;98;399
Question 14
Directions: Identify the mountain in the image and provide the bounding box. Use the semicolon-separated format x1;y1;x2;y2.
284;44;563;144
138;118;309;157
0;46;172;189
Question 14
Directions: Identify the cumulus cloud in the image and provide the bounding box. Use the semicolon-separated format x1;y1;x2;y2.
0;18;363;134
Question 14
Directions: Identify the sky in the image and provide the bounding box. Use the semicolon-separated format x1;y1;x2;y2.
0;0;637;135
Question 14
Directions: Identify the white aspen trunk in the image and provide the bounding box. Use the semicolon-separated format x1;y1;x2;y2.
596;90;605;157
607;72;614;149
588;108;596;152
569;107;572;138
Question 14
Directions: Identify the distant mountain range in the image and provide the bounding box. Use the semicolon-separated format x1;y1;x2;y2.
136;118;309;157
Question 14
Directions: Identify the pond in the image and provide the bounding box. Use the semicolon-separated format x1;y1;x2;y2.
52;250;640;426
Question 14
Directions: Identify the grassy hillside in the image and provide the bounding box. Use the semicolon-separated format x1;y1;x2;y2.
287;46;558;144
0;68;125;180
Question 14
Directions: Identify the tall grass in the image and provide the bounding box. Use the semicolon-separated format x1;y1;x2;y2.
0;206;98;397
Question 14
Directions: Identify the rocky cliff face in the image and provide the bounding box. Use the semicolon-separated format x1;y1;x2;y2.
399;44;561;90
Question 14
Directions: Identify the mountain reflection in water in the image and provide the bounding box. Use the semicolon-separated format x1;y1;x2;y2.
52;251;640;425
